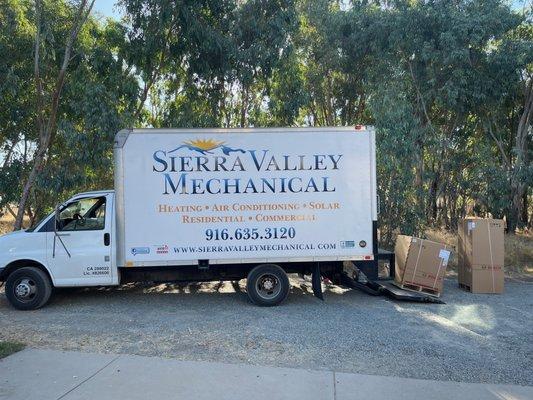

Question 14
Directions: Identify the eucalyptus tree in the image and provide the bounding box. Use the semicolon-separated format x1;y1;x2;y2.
366;0;531;231
31;18;139;221
2;0;530;235
0;0;138;227
474;16;533;231
117;0;237;127
11;0;95;230
0;0;35;218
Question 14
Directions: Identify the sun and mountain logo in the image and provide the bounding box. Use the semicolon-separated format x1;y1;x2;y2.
168;139;246;155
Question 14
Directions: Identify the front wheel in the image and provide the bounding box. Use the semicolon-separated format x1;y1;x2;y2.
246;264;290;306
5;267;52;310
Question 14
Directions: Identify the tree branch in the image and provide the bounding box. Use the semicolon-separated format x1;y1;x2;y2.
5;204;17;220
485;119;511;170
133;17;178;121
34;0;44;141
407;58;436;136
1;140;18;170
46;0;95;145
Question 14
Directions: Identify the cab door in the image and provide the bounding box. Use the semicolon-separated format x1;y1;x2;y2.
46;195;114;286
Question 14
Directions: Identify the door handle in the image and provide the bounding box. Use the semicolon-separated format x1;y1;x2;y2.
104;233;110;246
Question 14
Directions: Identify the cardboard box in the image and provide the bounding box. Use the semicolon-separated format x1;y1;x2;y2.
460;265;504;294
457;218;505;294
458;218;504;266
394;235;452;296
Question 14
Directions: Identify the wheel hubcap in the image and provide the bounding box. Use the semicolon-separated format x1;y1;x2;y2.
14;278;37;302
256;273;281;300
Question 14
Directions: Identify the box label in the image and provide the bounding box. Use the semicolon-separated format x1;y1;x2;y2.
438;249;450;267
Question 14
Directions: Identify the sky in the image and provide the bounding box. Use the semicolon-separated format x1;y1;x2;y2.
92;0;121;20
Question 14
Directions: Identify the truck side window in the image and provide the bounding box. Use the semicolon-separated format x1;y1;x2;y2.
58;197;106;231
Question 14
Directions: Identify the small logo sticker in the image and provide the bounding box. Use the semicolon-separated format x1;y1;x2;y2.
340;241;355;248
131;247;150;256
155;245;169;254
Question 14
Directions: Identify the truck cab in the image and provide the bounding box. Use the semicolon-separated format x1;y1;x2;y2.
0;190;118;309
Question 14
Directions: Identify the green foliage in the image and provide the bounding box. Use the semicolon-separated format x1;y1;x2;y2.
0;341;25;359
0;0;34;209
0;0;138;222
0;0;531;237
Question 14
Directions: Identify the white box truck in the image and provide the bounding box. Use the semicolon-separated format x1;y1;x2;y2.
0;126;380;309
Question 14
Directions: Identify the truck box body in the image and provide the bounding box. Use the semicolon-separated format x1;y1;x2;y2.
114;127;378;268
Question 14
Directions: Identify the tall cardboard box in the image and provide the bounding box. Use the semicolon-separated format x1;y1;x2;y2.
461;264;505;293
394;235;452;297
459;218;504;266
457;218;504;294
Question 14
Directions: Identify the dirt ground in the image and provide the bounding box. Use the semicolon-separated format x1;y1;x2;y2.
1;277;532;386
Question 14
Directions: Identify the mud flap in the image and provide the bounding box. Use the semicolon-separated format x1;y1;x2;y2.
312;263;323;300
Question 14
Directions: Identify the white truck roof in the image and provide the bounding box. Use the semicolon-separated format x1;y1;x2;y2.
73;190;114;197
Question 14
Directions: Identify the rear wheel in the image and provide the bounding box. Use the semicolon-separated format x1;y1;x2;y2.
5;267;52;310
246;264;289;306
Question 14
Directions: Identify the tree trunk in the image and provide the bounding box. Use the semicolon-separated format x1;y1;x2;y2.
240;84;248;128
132;19;176;123
309;100;319;126
522;191;529;228
354;94;366;124
507;79;532;232
14;149;46;229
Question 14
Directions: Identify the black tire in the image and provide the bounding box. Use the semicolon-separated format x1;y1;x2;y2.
246;264;289;306
5;267;52;310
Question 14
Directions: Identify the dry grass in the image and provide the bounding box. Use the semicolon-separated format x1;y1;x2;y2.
504;232;533;276
0;214;14;234
426;228;532;277
0;210;29;234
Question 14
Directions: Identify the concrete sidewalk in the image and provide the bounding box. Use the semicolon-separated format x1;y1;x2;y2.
1;349;532;400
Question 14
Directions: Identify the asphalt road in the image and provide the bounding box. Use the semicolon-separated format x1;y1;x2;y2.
1;277;532;386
